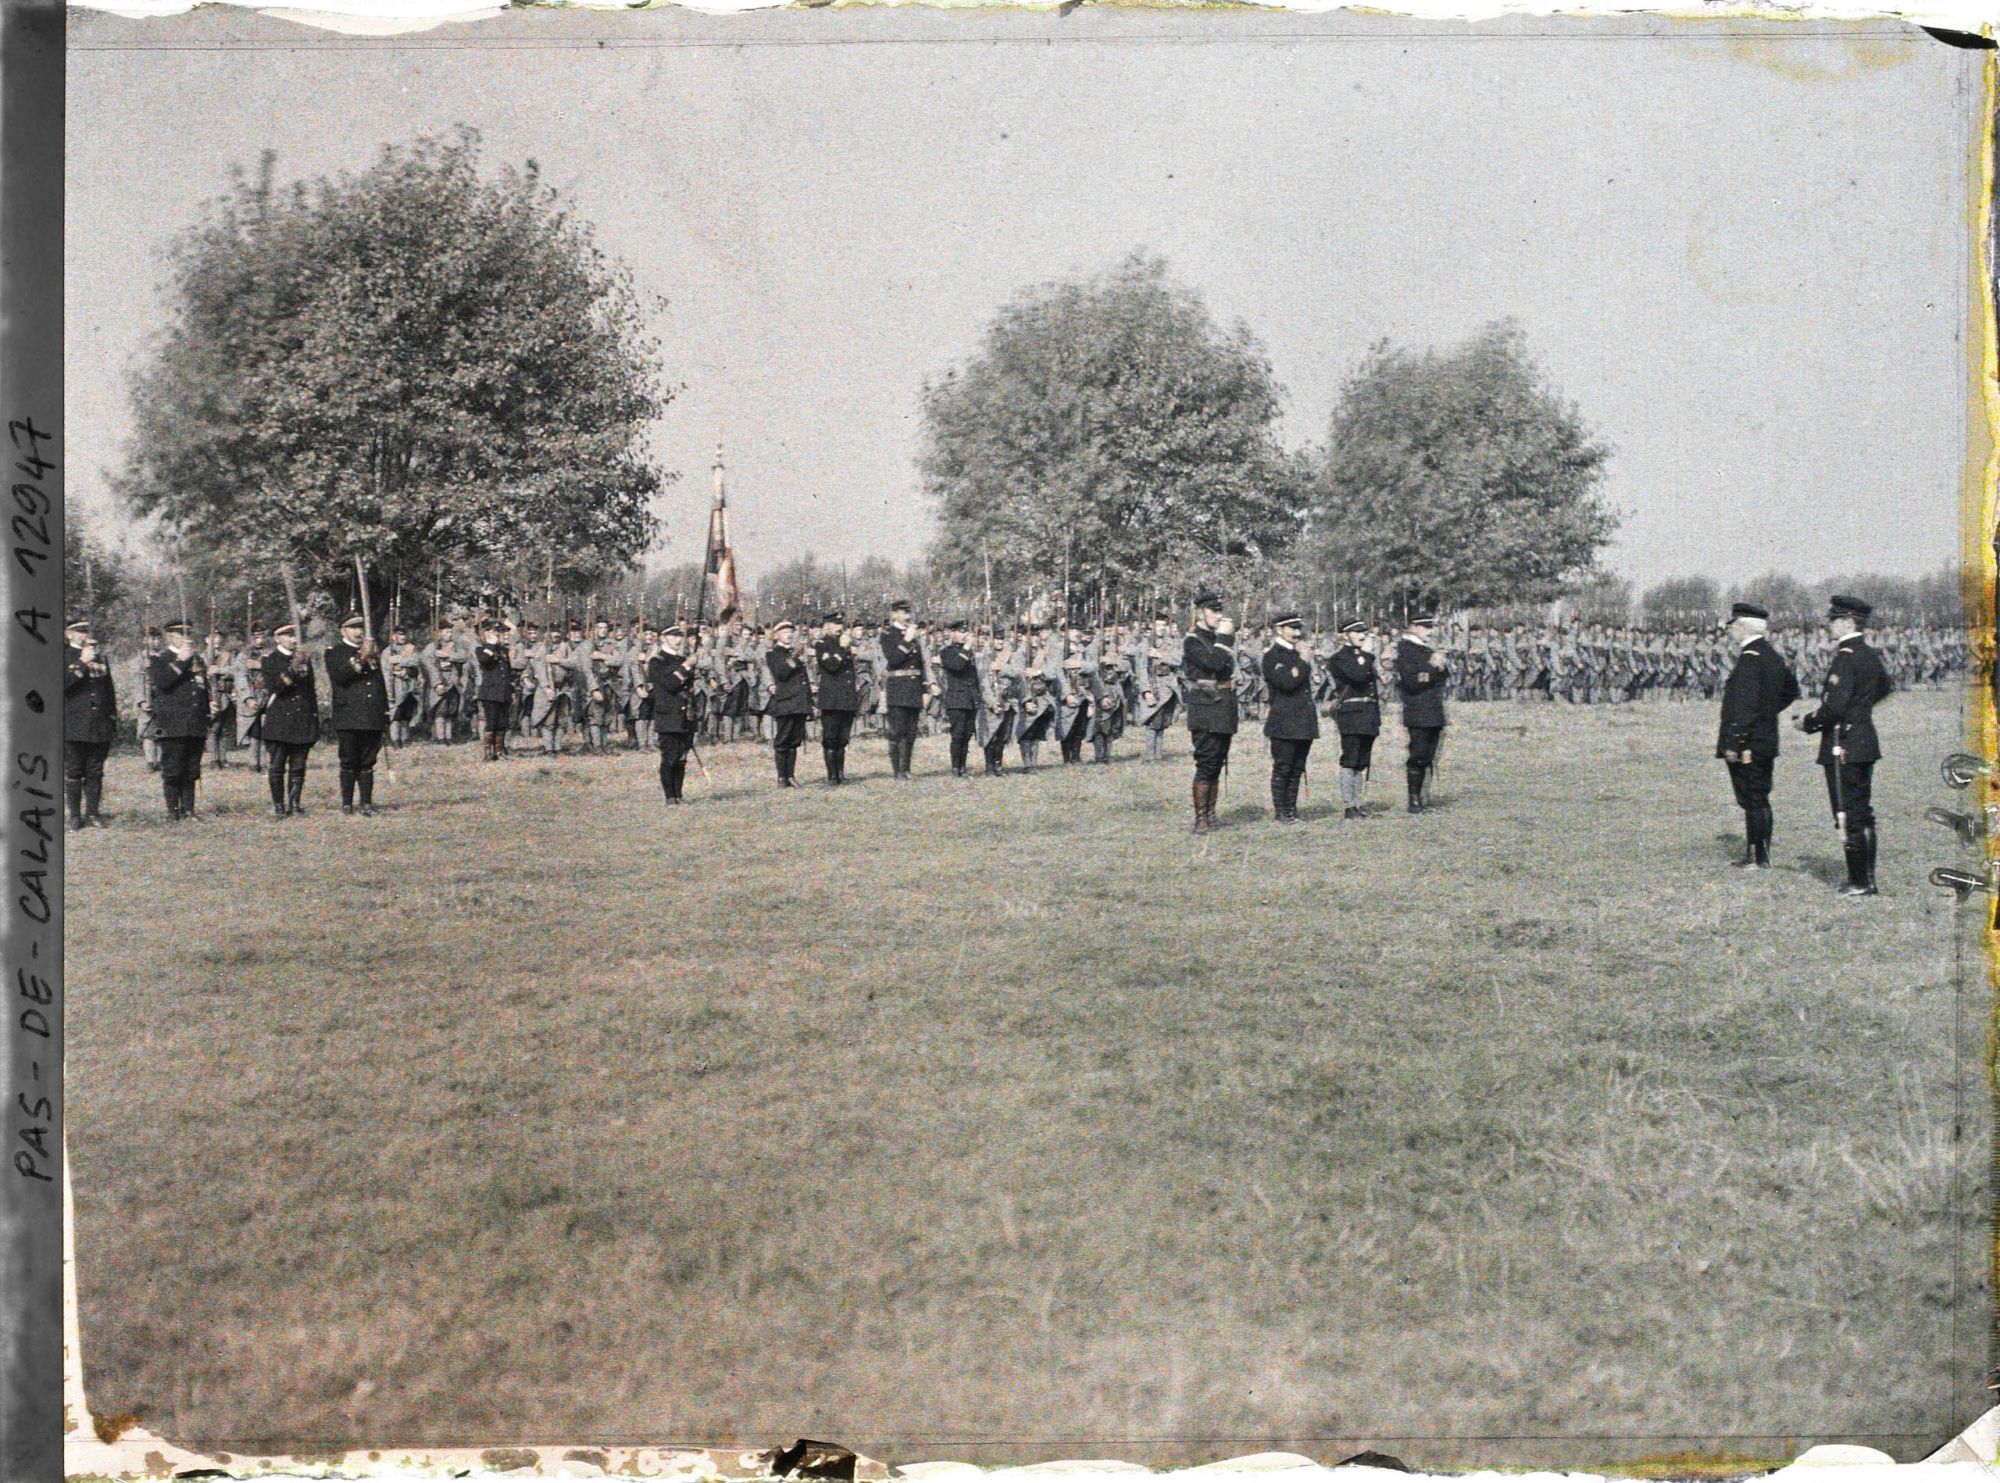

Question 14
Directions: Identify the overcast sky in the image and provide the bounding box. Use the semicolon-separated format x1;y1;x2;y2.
67;7;1981;595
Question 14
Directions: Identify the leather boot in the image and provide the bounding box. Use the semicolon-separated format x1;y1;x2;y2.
1407;765;1425;814
269;767;289;817
1192;779;1210;834
287;771;306;817
65;780;83;831
1840;827;1878;896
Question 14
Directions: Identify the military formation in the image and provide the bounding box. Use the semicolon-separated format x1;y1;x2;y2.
66;592;1952;892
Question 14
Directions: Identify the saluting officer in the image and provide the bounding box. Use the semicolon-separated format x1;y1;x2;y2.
1327;618;1381;820
880;598;927;781
648;625;699;805
935;618;983;778
765;619;813;788
1799;594;1894;896
813;612;861;786
260;622;320;818
147;620;211;822
1261;612;1318;824
1394;612;1449;813
63;618;117;831
1715;601;1800;869
327;612;389;816
473;618;516;761
1183;591;1239;834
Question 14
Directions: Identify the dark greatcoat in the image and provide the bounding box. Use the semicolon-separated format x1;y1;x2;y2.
766;644;814;717
1326;643;1381;737
64;644;118;745
1715;637;1800;761
813;635;861;713
1801;635;1893;765
146;651;210;740
1394;637;1449;729
1261;642;1319;741
259;648;321;747
1182;627;1239;735
326;639;389;732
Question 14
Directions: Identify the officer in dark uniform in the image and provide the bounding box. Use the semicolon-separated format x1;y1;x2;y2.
147;620;211;821
1799;594;1894;896
935;618;983;778
63;618;117;830
326;612;389;816
765;619;813;788
1327;618;1381;819
1715;600;1800;868
647;626;699;805
1183;591;1238;834
880;598;927;781
260;621;320;818
1394;613;1449;813
474;618;516;761
1260;612;1318;824
813;612;861;786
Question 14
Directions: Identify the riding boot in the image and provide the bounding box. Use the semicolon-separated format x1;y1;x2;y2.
269;766;289;817
65;780;83;831
83;776;105;826
1864;825;1878;892
339;769;356;812
1755;807;1772;868
1271;773;1286;822
358;770;376;814
1192;779;1210;834
1407;764;1425;814
287;770;306;817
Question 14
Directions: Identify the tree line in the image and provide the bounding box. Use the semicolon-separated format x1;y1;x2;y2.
94;129;1962;638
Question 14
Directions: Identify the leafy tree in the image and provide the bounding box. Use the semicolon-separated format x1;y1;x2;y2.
1640;576;1721;628
114;128;673;622
922;253;1307;623
1307;321;1615;617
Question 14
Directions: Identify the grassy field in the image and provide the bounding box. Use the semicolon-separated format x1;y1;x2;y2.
66;691;1989;1468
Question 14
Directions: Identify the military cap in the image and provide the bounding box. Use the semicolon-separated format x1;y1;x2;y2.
272;622;297;638
1193;591;1225;610
162;619;191;636
770;618;796;634
64;617;91;635
1730;601;1769;620
340;611;366;630
889;597;912;613
1409;612;1438;627
1827;594;1872;623
1339;617;1367;634
821;610;846;625
945;615;970;628
1270;611;1304;628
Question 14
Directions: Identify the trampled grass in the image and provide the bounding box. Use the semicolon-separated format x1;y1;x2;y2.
65;692;1988;1467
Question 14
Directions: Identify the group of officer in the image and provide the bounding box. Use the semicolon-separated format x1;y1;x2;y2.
1715;594;1896;897
63;587;1909;892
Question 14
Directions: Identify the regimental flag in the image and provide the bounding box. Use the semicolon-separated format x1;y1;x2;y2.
706;441;740;622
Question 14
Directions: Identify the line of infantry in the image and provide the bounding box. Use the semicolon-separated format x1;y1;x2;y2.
62;588;1923;872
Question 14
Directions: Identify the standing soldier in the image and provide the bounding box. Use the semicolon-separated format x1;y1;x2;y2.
206;640;238;771
1715;600;1800;869
1089;656;1127;764
148;620;211;821
1327;618;1381;820
134;624;165;772
935;618;983;778
260;622;319;818
383;626;426;749
473;618;516;761
813;612;861;785
423;621;466;746
881;598;927;781
62;619;116;830
1798;594;1894;896
1136;615;1181;765
764;618;813;788
1184;592;1239;834
1395;612;1449;813
1056;655;1093;764
648;626;699;805
327;612;389;816
1261;612;1318;824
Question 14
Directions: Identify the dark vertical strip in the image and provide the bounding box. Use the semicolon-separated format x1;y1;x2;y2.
0;3;66;1482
